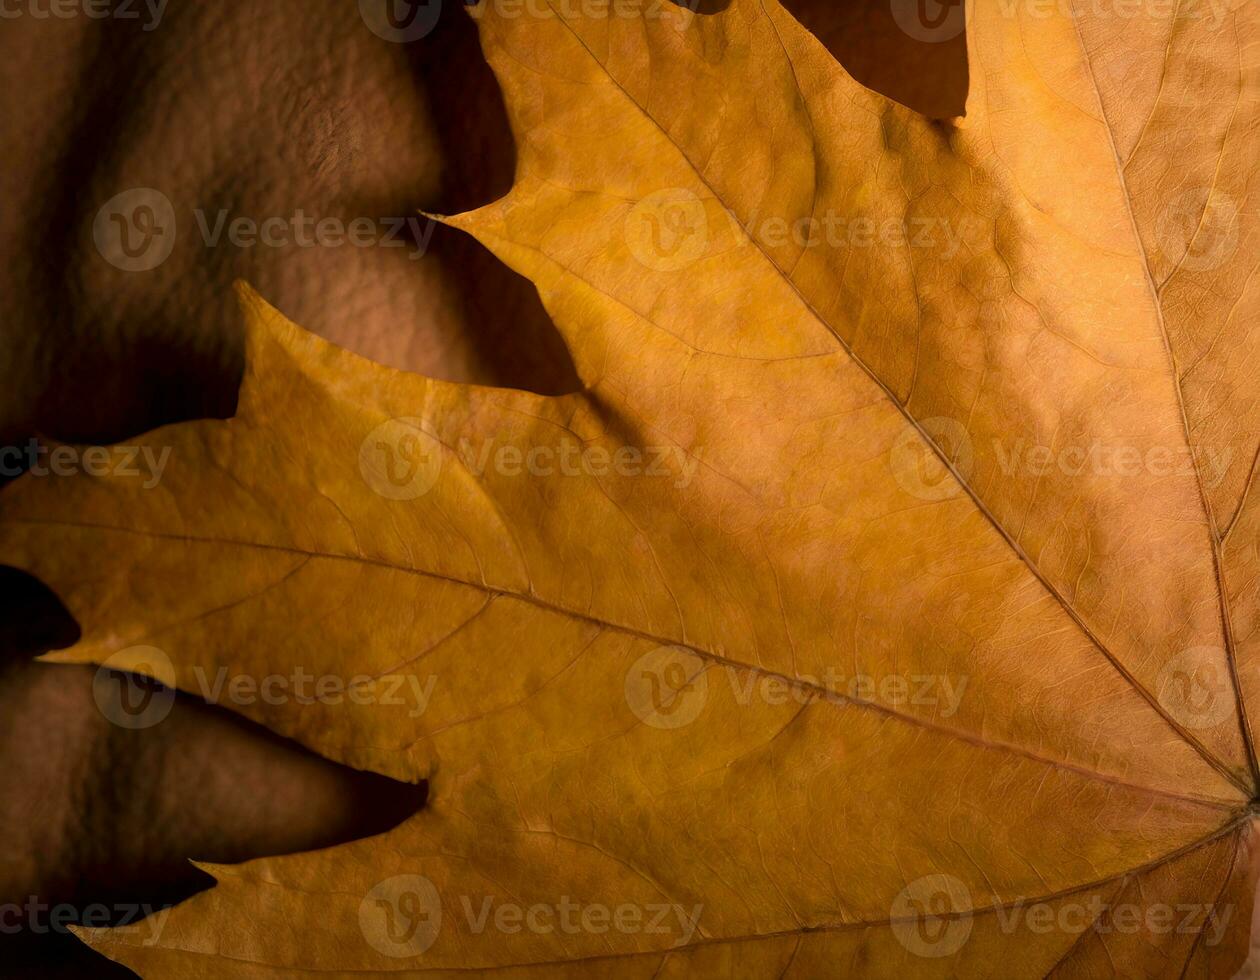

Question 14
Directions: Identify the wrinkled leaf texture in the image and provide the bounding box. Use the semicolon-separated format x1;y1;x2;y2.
3;0;1260;974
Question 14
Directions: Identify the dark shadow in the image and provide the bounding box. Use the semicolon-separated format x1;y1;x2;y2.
779;0;967;119
34;328;244;449
667;0;731;13
406;5;584;396
0;566;80;656
5;933;141;979
560;0;969;120
0;567;428;977
25;7;245;447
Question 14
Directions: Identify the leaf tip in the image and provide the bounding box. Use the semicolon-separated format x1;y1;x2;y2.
233;280;298;350
230;281;337;417
34;649;81;666
189;858;227;878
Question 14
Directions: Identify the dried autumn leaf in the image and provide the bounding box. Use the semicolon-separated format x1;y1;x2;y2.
3;0;1260;974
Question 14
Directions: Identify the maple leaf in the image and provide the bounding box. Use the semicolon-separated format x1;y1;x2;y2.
3;0;1259;974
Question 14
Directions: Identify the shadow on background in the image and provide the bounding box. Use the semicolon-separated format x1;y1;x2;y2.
0;567;428;978
405;2;583;398
782;0;968;119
